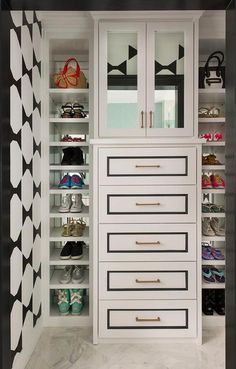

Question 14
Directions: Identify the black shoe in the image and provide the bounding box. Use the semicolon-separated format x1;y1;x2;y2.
61;147;74;165
60;242;74;259
202;289;214;315
70;147;84;165
214;289;225;315
71;241;84;260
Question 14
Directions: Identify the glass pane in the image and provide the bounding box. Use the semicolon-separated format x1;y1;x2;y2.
154;32;184;129
107;32;138;129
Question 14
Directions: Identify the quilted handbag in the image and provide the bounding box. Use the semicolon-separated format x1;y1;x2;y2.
199;51;225;89
54;58;87;89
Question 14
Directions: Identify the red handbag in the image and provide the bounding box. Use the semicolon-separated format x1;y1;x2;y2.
54;58;86;89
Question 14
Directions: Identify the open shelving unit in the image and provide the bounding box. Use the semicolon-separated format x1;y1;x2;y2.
42;30;92;326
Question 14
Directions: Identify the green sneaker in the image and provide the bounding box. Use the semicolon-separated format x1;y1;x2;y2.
57;289;70;315
70;289;84;315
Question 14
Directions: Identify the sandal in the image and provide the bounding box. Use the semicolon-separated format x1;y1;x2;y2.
199;107;210;118
72;102;87;118
202;203;212;213
211;267;225;283
71;218;86;237
61;222;74;237
61;102;74;118
210;204;225;213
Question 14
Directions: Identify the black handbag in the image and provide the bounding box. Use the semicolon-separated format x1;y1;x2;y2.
199;51;225;89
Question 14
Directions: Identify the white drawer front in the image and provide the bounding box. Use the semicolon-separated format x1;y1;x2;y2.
99;186;196;223
99;300;197;338
99;262;196;300
99;224;196;262
99;147;196;185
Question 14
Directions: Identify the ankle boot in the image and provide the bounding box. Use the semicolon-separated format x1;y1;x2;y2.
214;289;225;315
202;289;214;315
61;147;74;165
70;147;84;165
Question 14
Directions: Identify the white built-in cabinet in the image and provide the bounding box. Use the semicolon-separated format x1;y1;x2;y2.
99;21;193;137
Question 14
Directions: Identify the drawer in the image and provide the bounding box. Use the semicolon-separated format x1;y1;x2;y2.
99;186;196;223
99;262;196;300
99;300;197;338
99;147;196;185
99;224;196;262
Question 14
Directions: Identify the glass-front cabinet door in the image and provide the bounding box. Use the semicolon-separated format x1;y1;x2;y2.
146;22;194;137
99;22;146;137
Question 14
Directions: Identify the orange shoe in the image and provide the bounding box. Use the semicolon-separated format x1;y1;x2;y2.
202;174;213;189
211;174;225;189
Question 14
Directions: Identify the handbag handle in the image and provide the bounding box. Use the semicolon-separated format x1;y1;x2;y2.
204;51;224;78
62;58;81;78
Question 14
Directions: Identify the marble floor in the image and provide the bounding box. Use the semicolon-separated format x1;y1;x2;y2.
25;327;225;369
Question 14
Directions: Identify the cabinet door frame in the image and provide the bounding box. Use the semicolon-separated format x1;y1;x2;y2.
99;22;146;137
146;21;194;137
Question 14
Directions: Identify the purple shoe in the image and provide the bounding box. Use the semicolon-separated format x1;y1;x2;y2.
202;267;215;283
211;248;225;260
202;246;214;260
211;267;225;283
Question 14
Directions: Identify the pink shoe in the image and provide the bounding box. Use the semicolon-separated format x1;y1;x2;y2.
211;174;225;189
214;132;223;142
202;174;213;189
200;133;213;141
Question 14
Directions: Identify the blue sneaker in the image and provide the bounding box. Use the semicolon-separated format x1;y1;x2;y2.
58;174;71;189
71;175;84;188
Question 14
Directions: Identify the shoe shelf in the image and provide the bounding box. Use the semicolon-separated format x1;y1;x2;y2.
203;142;225;146
49;117;89;123
202;165;225;170
202;260;225;266
50;142;89;147
50;296;90;326
202;236;225;242
202;283;225;289
202;213;225;218
202;189;225;194
50;205;89;218
49;88;89;105
49;186;89;194
50;226;89;242
199;117;225;123
50;248;89;266
50;269;89;289
49;165;89;171
202;313;225;327
199;89;225;103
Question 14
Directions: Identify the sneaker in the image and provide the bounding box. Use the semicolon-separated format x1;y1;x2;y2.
59;194;72;213
71;174;84;188
58;174;71;189
202;267;215;283
211;248;225;260
202;218;215;236
70;289;84;315
202;174;213;189
211;267;225;283
60;242;74;260
71;241;84;260
57;289;70;315
210;218;225;236
211;174;225;189
72;266;85;284
70;194;83;213
59;266;73;284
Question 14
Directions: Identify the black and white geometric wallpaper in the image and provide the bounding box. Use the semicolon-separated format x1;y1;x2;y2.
9;11;42;369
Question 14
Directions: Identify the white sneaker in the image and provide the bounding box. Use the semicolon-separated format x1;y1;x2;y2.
70;194;83;213
59;194;72;213
59;266;73;284
72;266;85;284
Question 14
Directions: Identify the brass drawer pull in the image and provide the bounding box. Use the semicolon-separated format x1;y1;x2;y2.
136;202;160;206
136;317;160;322
136;241;160;245
141;111;144;128
135;164;160;168
149;111;154;128
135;278;160;283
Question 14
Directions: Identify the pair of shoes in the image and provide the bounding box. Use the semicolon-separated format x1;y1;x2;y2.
202;174;225;189
202;289;225;315
61;218;86;237
202;154;222;165
200;132;223;142
202;243;225;260
202;218;225;236
202;203;225;213
61;147;84;165
57;289;85;315
59;194;83;213
59;265;85;284
60;241;85;260
199;106;220;118
58;174;84;189
202;267;225;283
61;135;84;142
61;102;87;118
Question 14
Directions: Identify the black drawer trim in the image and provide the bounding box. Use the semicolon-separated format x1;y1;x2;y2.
107;156;188;177
107;270;188;292
107;308;189;330
107;194;188;215
107;232;188;253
